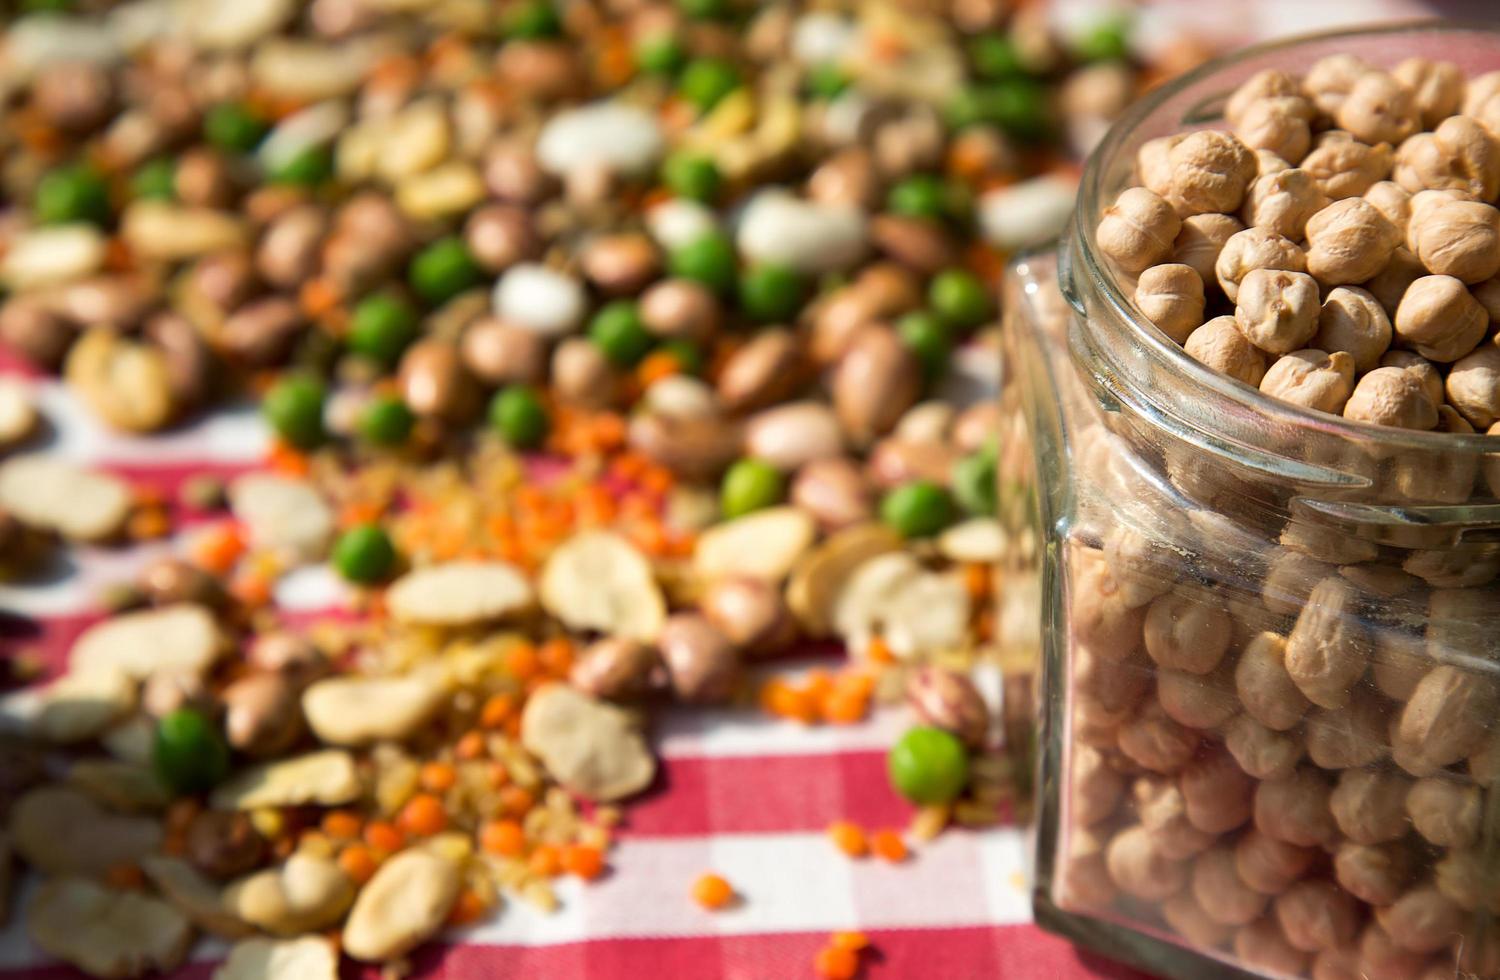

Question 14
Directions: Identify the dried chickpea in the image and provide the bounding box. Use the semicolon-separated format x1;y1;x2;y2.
1215;227;1306;303
1304;691;1387;769
1259;349;1356;415
1185;315;1268;387
1393;114;1500;199
1392;57;1466;128
1311;946;1363;980
1344;366;1440;429
1371;628;1428;701
1102;527;1179;607
1234;917;1311;978
1070;551;1149;660
1330;768;1412;844
1074;645;1151;725
1104;824;1188;902
1116;700;1199;775
1191;846;1267;927
1253;767;1338;848
1411;200;1500;284
1096;187;1182;274
1261;549;1332;616
1180;747;1254;834
1235;631;1309;731
1336;71;1420;145
1133;263;1204;344
1165;130;1257;216
1364;180;1413;232
1434;849;1500;913
1142;589;1232;675
1224;713;1304;781
1059;826;1117;910
1234;827;1317;896
1162;892;1233;949
1406;776;1480;849
1471;730;1499;788
1156;660;1238;730
1444;341;1500;428
1366;246;1426;312
1134;776;1216;860
1313;286;1392;372
1275;878;1362;953
1475;275;1500;320
1136;135;1183;197
1357;924;1436;980
1304;197;1401;285
1464;69;1500;118
1234;270;1322;355
1335;840;1416;906
1395;664;1497;775
1234;97;1314;165
1171;212;1244;289
1226;70;1303;127
1304;54;1374;119
1284;576;1368;709
1302;132;1394;200
1069;743;1124;827
1380;350;1445;407
1243;168;1327;240
1375;885;1466;954
1254;149;1292;177
1279;518;1379;565
1394;274;1489;362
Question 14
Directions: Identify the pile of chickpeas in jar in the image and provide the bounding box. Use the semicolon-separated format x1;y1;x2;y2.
1052;51;1500;980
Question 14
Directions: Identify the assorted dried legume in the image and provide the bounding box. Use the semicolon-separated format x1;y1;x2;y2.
0;0;1205;976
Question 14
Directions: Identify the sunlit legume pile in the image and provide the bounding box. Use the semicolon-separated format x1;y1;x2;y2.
1056;53;1500;980
0;0;1193;976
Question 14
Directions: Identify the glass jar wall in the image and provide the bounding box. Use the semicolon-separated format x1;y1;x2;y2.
1007;24;1500;980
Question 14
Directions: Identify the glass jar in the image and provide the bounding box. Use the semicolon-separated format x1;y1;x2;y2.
1005;24;1500;980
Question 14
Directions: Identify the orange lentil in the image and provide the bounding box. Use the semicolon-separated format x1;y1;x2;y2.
505;642;542;680
480;692;518;730
337;844;379;885
265;441;311;476
802;670;835;700
813;945;861;980
821;689;868;726
500;786;536;817
397;794;448;837
487;760;511;788
539;637;574;677
192;523;246;574
105;863;145;891
127;506;172;541
480;819;527;858
639;466;674;497
833;671;876;700
964;563;992;600
419;761;458;793
528;844;562;877
871;830;908;863
454;729;486;760
636;350;682;387
760;680;819;724
827;821;868;858
322;810;363;840
691;873;735;910
865;635;895;665
298;277;344;322
560;844;606;881
447;886;487;926
230;572;273;608
364;820;406;855
831;932;869;951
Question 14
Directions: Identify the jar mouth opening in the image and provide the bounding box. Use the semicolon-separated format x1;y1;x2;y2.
1072;18;1500;455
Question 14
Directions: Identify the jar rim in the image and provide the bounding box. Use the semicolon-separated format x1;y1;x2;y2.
1071;18;1500;455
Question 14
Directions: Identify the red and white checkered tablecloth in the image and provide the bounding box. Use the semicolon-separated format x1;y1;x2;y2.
0;2;1458;976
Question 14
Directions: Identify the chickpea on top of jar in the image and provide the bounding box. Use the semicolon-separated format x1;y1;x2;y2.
1100;55;1500;436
